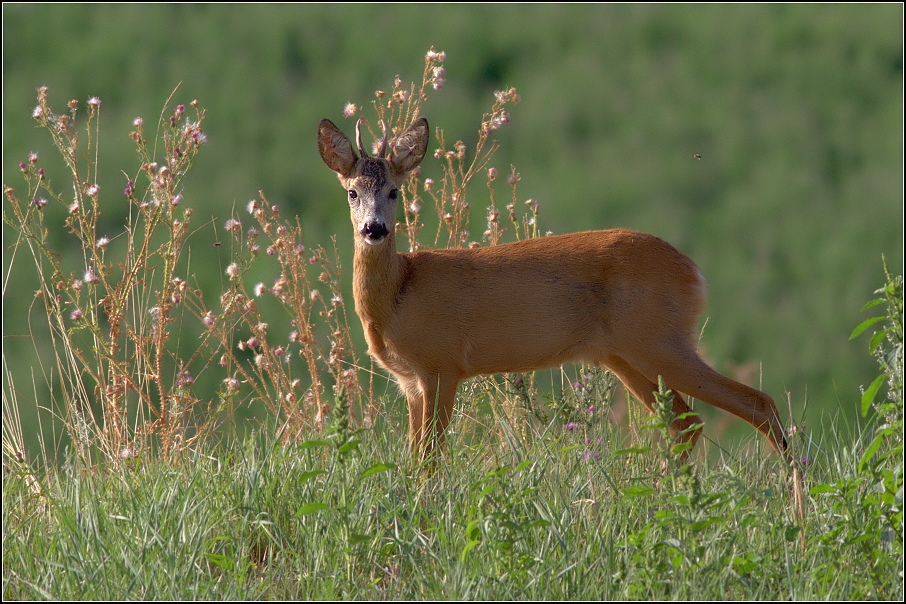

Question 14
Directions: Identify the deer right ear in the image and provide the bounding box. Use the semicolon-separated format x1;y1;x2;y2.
390;117;429;175
318;119;358;176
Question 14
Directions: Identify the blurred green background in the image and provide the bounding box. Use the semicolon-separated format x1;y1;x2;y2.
3;4;903;453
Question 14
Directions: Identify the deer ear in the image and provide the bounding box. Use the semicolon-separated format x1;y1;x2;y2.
318;119;358;176
390;117;429;175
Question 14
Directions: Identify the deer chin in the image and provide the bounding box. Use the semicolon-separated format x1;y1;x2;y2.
360;234;387;246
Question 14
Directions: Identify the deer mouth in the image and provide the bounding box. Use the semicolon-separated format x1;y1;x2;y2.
360;220;390;244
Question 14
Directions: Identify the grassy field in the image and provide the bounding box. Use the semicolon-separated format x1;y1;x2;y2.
3;365;903;599
2;14;903;598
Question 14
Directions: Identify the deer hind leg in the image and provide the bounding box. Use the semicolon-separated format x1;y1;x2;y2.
605;355;703;452
414;372;460;460
626;346;790;458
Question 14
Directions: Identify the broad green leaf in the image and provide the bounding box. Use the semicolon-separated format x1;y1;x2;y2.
784;526;802;542
347;533;370;545
299;469;327;484
858;432;886;472
809;484;836;495
460;539;481;562
296;502;329;517
849;316;884;340
614;447;651;456
860;298;885;312
297;439;330;450
869;329;887;354
361;462;396;479
861;374;886;416
622;486;657;497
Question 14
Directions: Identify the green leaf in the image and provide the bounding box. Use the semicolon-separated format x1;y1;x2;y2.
460;539;481;562
299;469;327;484
671;441;694;455
347;533;370;545
868;329;887;354
809;484;836;495
622;486;657;497
861;374;886;416
297;439;330;450
361;462;396;479
860;298;885;312
850;316;884;340
337;438;361;454
614;447;651;456
858;432;886;472
465;520;481;541
784;526;802;542
296;502;329;517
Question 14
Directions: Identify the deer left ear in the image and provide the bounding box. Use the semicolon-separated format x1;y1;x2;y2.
318;119;358;177
391;117;429;175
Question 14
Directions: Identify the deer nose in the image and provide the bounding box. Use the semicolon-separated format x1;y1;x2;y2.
361;220;389;242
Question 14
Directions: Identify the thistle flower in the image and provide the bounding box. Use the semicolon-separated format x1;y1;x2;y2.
32;106;43;119
224;218;242;233
87;96;101;108
32;197;47;209
203;311;215;327
96;237;110;250
223;377;240;392
225;262;240;279
343;103;358;118
70;308;83;321
175;368;194;386
254;283;268;297
84;269;100;284
86;184;100;197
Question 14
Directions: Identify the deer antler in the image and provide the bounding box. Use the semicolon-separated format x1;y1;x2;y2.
355;118;369;158
378;120;389;158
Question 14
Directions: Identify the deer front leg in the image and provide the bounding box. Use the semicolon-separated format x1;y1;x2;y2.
415;373;460;460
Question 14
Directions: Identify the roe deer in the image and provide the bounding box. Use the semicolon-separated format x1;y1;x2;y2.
317;116;793;465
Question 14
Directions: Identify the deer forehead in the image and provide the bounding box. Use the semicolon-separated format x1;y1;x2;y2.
344;157;403;192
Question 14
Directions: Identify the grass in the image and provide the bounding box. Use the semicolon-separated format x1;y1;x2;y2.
3;398;902;599
3;48;903;600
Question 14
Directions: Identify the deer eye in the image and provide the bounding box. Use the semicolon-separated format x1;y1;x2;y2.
389;189;399;200
348;190;358;200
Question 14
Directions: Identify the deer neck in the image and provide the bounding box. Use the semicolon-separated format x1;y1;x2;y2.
352;231;404;331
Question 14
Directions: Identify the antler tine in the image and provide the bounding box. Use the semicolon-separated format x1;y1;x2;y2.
355;118;369;158
378;120;389;158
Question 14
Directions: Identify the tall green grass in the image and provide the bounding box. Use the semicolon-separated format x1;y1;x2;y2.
3;49;902;600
